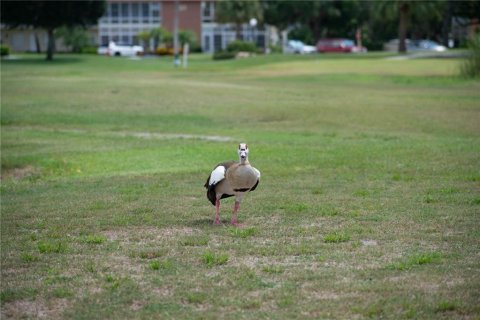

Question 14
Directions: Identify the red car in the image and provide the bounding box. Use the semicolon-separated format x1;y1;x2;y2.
316;38;366;53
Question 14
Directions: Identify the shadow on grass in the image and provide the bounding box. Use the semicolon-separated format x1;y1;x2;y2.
189;218;231;227
2;55;84;65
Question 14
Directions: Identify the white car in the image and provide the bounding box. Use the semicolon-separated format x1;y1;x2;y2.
411;40;447;52
384;39;447;52
105;41;144;57
285;40;317;54
97;46;108;55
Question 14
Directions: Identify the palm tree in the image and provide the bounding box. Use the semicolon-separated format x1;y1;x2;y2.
397;1;409;52
375;1;442;53
215;0;263;40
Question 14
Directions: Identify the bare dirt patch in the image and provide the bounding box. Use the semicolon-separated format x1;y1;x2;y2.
102;226;197;243
1;298;69;320
1;166;41;181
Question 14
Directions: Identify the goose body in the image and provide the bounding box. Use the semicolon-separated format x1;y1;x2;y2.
204;143;260;226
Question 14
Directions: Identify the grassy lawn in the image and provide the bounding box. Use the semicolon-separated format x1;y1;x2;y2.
1;52;479;319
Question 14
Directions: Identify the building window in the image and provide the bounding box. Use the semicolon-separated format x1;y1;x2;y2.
132;3;139;23
98;2;163;46
204;35;210;52
121;3;129;23
111;3;119;23
101;36;109;46
151;3;160;23
142;3;149;23
202;1;214;22
214;34;222;51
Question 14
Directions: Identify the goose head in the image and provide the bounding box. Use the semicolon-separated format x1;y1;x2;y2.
238;143;249;164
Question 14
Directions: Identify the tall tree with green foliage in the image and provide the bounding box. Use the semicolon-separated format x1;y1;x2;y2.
55;27;91;53
215;0;263;40
373;1;411;52
1;1;105;60
374;1;446;53
263;1;368;43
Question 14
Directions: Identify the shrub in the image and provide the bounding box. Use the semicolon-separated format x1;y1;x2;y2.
1;45;10;57
269;44;282;54
212;51;235;60
227;40;256;53
156;47;173;56
81;46;98;54
460;33;480;79
156;47;183;56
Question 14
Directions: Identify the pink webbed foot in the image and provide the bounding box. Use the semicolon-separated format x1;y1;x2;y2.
230;220;244;227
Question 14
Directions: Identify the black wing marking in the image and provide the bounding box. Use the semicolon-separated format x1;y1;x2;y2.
250;179;260;192
204;160;236;205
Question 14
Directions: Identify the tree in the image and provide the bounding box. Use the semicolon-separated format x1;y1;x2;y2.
215;0;263;40
150;27;171;49
374;1;445;53
137;31;152;52
373;1;410;53
263;1;369;43
179;30;197;46
1;1;105;60
55;26;91;53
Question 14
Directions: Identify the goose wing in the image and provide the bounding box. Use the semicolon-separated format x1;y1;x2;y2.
250;167;261;191
204;161;236;205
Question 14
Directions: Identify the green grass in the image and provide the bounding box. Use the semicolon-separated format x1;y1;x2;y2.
1;52;479;319
387;252;443;271
323;231;351;243
201;250;229;267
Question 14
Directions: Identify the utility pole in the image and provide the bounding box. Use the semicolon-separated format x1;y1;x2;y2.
173;0;180;67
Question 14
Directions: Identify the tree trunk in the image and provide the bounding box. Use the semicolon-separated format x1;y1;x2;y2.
398;2;409;53
309;18;321;43
46;28;55;60
34;32;42;53
235;22;242;41
441;0;452;47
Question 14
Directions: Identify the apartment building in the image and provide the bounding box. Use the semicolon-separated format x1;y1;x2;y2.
1;0;268;54
99;0;267;53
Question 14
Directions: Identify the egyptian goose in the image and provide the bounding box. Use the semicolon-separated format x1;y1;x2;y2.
204;143;261;226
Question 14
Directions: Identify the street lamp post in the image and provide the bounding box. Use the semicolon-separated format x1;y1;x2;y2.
249;18;257;45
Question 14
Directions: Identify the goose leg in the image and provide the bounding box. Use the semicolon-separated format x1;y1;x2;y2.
231;201;241;226
214;199;221;225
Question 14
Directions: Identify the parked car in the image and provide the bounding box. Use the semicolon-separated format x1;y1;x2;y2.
411;40;447;52
316;38;367;53
102;41;144;57
383;39;447;52
285;40;317;54
97;46;108;55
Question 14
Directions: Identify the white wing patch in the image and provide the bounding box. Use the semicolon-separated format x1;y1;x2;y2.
208;165;226;186
252;167;261;179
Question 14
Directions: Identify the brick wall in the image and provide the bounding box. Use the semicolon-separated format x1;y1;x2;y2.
161;1;202;43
